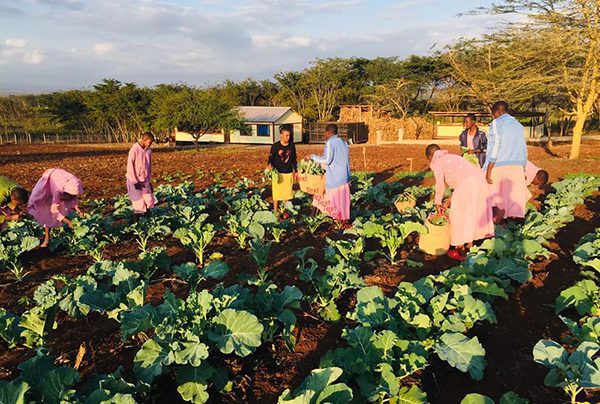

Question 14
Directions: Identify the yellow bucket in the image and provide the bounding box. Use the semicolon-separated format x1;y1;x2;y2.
418;215;451;256
272;173;294;201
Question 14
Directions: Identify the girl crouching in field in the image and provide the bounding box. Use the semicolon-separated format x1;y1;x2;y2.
426;144;495;260
525;161;549;189
0;176;28;226
28;168;83;247
267;126;297;213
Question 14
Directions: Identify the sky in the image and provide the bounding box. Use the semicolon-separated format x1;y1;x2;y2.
0;0;507;93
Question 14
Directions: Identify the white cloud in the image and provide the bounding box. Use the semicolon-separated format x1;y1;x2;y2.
35;0;84;10
288;36;312;47
5;38;27;48
93;42;114;55
0;0;514;91
23;49;44;64
252;34;312;49
312;0;363;11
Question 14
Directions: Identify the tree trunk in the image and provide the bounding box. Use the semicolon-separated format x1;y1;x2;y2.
544;109;552;149
570;88;597;159
569;111;586;159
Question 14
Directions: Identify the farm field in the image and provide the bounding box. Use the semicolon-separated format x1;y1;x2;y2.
0;142;599;404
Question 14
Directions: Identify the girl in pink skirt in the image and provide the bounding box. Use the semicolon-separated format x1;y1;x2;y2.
310;124;351;227
484;102;531;221
427;144;495;260
28;168;83;247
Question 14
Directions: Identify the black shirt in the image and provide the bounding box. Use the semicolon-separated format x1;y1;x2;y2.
268;141;297;173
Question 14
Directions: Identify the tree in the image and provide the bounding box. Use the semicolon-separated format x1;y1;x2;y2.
218;79;280;107
399;55;451;113
364;57;404;86
366;79;416;119
0;96;60;143
301;58;354;121
434;76;472;112
43;90;93;137
482;0;600;158
447;33;554;112
153;86;244;150
274;70;312;119
0;97;30;143
83;79;152;142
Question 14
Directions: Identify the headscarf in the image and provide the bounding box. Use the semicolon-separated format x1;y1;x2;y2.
63;176;83;196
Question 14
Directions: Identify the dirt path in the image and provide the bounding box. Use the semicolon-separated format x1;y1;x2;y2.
2;142;599;200
422;196;600;404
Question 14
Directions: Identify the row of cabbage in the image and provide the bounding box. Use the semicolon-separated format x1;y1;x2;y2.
532;226;600;404
280;174;600;404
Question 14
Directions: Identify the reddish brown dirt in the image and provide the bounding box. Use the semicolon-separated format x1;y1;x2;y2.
2;142;599;200
1;142;599;403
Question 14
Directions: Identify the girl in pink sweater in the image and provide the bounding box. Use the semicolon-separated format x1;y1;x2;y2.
28;168;83;247
126;132;155;215
426;144;495;260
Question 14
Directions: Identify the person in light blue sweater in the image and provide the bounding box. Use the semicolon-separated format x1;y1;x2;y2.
310;124;351;226
484;101;531;222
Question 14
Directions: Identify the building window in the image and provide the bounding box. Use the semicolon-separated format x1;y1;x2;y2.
257;124;270;137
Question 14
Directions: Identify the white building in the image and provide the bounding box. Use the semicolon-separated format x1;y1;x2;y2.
175;106;303;145
429;111;545;140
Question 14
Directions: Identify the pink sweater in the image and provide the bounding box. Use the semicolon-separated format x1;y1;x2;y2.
28;168;82;227
126;143;152;184
430;150;483;205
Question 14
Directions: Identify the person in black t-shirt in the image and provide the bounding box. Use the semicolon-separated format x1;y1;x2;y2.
267;127;297;212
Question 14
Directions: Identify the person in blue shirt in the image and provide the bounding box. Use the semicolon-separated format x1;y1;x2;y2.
459;113;487;167
483;101;531;222
310;124;351;227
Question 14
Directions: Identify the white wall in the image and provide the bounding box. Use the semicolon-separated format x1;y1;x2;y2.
175;109;304;144
175;130;225;143
435;124;543;139
275;110;303;143
230;124;275;144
